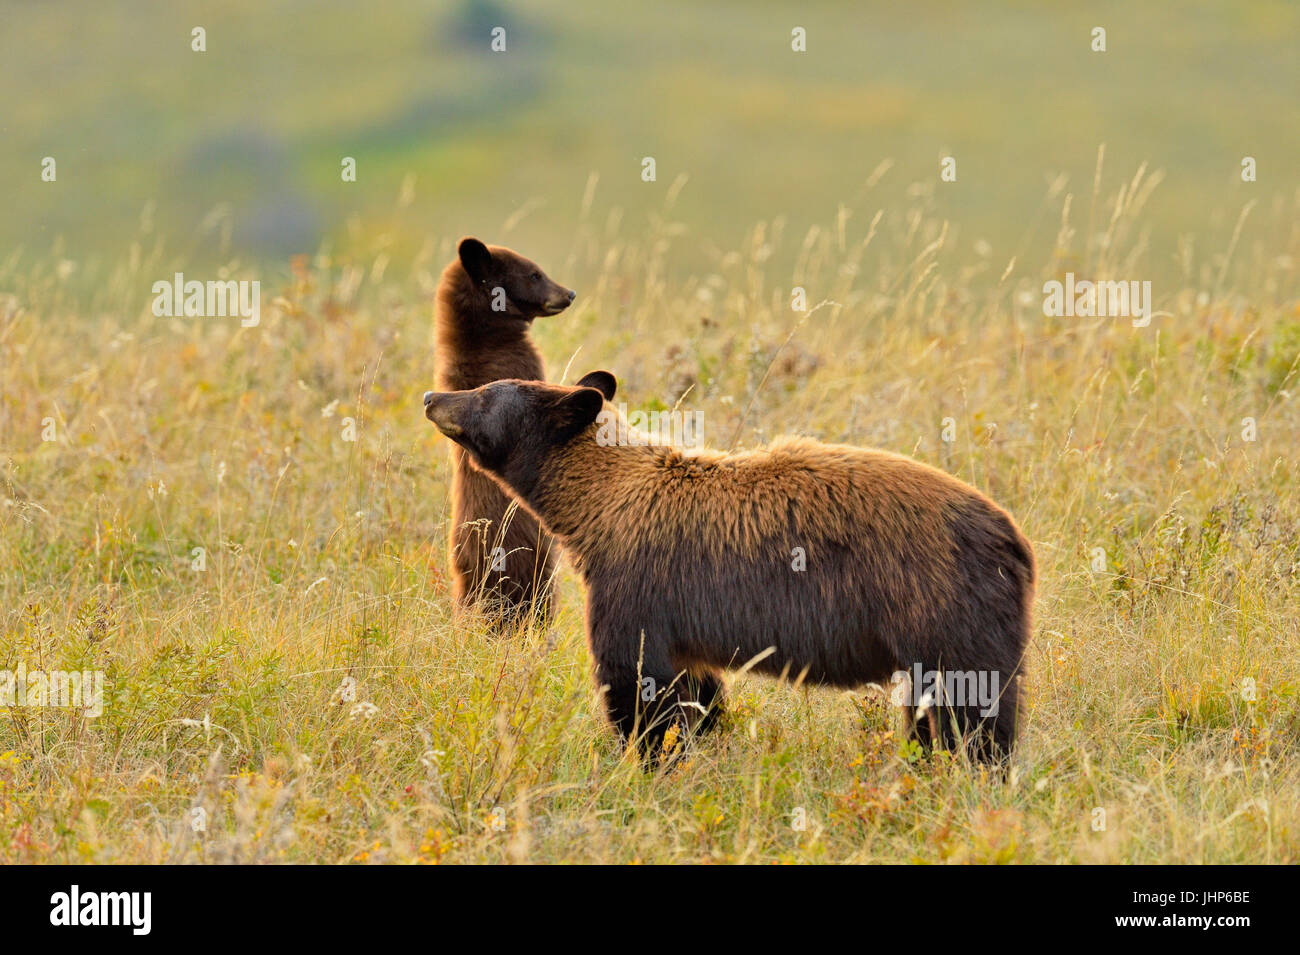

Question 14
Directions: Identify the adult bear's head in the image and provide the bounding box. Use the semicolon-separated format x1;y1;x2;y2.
423;370;616;494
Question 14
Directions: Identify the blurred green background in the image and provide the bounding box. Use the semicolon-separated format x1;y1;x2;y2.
2;0;1297;282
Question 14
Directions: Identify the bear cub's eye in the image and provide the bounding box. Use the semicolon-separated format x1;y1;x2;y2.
531;271;541;281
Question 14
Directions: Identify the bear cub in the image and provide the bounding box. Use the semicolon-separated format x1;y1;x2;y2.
433;237;575;628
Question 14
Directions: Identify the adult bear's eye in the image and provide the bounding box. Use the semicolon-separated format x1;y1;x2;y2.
531;272;541;280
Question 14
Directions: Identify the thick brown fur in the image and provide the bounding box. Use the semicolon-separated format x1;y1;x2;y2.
424;374;1035;762
432;237;574;629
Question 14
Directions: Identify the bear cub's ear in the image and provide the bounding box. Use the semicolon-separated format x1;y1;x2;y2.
552;386;606;439
458;237;493;283
575;370;617;401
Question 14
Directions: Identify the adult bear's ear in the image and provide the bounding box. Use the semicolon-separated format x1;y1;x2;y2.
458;237;493;283
575;370;616;401
552;386;606;439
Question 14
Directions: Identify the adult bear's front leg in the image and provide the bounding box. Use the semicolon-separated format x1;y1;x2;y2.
594;657;687;761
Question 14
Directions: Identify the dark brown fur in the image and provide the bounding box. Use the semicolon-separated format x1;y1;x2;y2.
424;375;1035;762
433;238;574;628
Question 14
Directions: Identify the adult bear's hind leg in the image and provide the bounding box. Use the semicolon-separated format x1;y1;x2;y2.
682;668;726;736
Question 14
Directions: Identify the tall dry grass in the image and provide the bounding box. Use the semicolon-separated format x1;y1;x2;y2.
2;164;1299;862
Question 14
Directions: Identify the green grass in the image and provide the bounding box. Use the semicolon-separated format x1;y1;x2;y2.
2;166;1299;861
3;0;1298;282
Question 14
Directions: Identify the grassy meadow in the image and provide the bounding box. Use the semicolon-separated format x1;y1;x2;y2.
2;0;1299;864
3;165;1299;863
5;0;1298;282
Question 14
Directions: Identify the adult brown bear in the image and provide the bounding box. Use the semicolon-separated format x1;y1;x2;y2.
422;374;1034;762
433;237;574;628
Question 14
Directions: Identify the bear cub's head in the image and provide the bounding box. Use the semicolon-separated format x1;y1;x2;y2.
452;237;576;324
423;371;616;489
